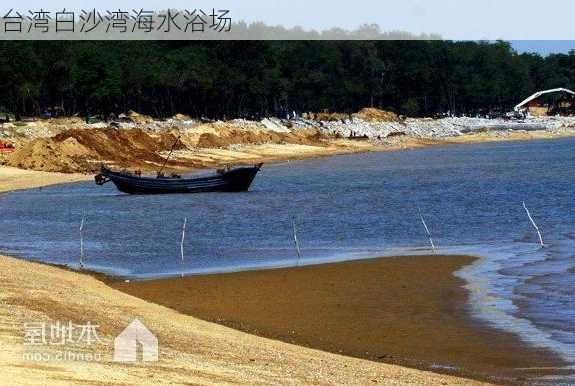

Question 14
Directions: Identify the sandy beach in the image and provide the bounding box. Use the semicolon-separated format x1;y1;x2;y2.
0;166;488;385
0;166;89;193
443;128;575;145
109;256;563;383
2;253;495;385
0;137;570;384
0;134;572;385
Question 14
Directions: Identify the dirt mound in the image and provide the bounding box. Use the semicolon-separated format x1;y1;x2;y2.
6;128;188;173
5;138;86;172
172;113;192;121
6;122;329;174
196;128;283;148
314;112;350;122
354;108;400;122
186;123;326;149
310;109;399;123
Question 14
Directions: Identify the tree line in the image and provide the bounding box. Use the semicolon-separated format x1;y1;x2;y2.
0;40;573;119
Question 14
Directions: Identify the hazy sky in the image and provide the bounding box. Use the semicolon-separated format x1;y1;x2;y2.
510;41;574;55
4;0;575;51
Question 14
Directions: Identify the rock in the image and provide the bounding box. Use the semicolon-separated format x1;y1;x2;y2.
173;113;192;121
316;115;575;139
260;118;290;133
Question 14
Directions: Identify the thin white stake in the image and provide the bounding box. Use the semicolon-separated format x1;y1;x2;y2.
523;202;544;247
418;207;436;252
181;217;187;278
292;219;302;266
79;215;86;269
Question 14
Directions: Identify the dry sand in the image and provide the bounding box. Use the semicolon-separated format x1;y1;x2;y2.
0;166;89;193
4;125;335;173
0;169;485;385
444;129;575;145
166;140;389;169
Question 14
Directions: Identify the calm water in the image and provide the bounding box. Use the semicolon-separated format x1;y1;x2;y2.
1;138;575;371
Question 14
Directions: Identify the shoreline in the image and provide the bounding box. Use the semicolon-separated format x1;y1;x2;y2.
0;252;490;385
107;255;564;384
3;114;575;175
0;168;488;384
0;253;488;385
0;166;90;193
0;138;572;383
0;132;570;195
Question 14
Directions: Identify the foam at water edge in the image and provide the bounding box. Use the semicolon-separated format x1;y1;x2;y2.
454;244;575;364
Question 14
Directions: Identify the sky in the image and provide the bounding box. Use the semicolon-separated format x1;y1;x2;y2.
510;41;574;56
2;0;575;52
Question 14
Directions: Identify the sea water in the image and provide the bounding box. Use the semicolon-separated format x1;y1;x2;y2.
1;137;574;371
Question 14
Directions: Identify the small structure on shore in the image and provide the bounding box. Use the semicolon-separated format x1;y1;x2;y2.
514;88;575;116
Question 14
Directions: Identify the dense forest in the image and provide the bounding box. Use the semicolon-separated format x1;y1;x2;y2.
0;40;573;119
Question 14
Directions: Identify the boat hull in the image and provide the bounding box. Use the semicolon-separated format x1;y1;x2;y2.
96;165;261;195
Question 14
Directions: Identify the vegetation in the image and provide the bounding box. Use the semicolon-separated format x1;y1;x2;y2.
0;40;573;118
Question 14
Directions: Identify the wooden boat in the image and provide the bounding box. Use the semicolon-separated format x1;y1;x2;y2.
95;164;263;194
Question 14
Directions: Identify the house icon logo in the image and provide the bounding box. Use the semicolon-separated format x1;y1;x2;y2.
113;319;158;362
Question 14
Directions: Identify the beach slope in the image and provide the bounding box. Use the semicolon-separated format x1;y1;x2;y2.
0;163;481;383
0;253;484;385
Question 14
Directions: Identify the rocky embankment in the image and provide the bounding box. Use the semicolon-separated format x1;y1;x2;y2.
1;108;574;173
317;110;575;138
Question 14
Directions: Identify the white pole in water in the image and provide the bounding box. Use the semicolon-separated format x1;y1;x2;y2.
180;217;187;278
418;207;436;252
79;215;86;269
292;218;302;266
523;202;545;247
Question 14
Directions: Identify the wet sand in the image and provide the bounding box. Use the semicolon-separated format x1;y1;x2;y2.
110;255;564;383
